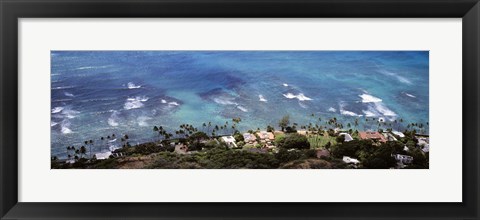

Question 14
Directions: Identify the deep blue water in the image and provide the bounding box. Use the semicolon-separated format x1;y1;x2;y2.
51;51;429;158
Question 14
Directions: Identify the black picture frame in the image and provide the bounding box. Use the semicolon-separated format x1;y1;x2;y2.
1;0;479;219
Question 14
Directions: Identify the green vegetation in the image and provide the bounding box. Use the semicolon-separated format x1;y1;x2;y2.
52;115;429;169
307;134;337;149
275;133;310;150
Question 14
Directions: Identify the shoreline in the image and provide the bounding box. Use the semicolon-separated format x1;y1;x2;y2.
51;120;429;169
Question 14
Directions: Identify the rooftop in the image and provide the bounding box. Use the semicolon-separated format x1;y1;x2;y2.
358;131;387;143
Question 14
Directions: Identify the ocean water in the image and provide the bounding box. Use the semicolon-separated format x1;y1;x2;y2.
51;51;429;158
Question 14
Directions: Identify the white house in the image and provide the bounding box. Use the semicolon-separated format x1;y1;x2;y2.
392;131;405;138
417;137;429;153
174;144;189;154
339;133;353;142
383;133;398;141
221;136;238;148
343;156;360;164
392;154;413;164
95;151;112;160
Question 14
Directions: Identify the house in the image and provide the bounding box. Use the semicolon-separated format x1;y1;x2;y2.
383;133;398;141
392;154;413;164
392;131;405;138
256;131;275;143
421;145;429;153
343;156;360;164
417;137;429;153
358;131;387;143
95;151;112;160
221;136;238;148
339;133;353;142
174;144;188;154
243;133;257;144
296;130;308;136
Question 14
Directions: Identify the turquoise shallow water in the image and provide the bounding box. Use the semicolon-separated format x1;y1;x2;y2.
51;51;429;158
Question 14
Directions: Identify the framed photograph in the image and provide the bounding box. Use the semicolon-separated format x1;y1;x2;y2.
1;0;479;219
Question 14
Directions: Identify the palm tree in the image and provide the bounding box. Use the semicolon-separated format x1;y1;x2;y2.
80;146;87;159
75;149;80;161
88;140;93;158
100;137;104;152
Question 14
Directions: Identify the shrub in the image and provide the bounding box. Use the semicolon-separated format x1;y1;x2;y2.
276;133;310;150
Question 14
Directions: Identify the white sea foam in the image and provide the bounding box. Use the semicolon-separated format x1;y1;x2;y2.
75;65;111;70
52;86;75;90
362;102;397;119
168;102;179;106
108;111;120;126
339;102;362;117
61;126;72;134
374;103;397;116
258;95;267;102
60;120;72;134
378;69;412;85
124;96;149;110
362;110;377;117
50;122;58;127
298;102;308;109
283;83;289;87
64;92;74;97
161;99;167;104
328;107;336;112
51;107;64;114
127;82;141;89
62;109;80;119
137;116;151;127
283;93;312;101
237;106;248;112
405;93;416;98
359;94;382;103
213;97;237;105
340;109;361;117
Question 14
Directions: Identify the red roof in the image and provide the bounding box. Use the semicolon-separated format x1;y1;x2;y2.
358;131;387;143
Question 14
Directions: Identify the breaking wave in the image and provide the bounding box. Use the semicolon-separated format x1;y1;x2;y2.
405;93;416;98
60;120;72;134
237;106;248;112
127;82;141;89
258;95;267;102
283;93;312;101
213;97;237;105
359;94;382;103
124;96;149;110
108;110;120;126
339;102;362;117
51;107;64;114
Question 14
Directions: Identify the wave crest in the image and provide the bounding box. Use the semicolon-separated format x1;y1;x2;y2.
127;82;141;89
283;93;312;101
124;96;149;110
